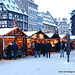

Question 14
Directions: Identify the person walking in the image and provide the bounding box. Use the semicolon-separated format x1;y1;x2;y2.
6;43;13;60
46;41;52;58
31;42;35;56
41;41;46;57
22;43;27;58
55;42;59;53
60;41;65;57
35;40;40;58
13;42;18;59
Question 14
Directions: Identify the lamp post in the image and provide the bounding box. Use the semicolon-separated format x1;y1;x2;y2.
66;29;70;62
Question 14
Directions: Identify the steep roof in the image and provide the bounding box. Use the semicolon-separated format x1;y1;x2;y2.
25;30;49;38
0;27;27;37
1;0;27;15
38;12;57;27
59;20;68;25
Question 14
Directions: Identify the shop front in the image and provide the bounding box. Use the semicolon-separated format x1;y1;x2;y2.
0;27;27;58
49;33;60;52
26;30;49;55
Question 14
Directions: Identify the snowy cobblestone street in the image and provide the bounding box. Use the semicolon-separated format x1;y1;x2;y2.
0;51;75;75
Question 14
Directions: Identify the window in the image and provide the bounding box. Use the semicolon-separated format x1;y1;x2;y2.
16;15;19;21
8;21;13;27
46;26;47;29
20;15;23;21
2;13;7;19
8;0;10;3
16;7;19;11
0;20;7;28
24;23;27;29
9;13;12;19
0;5;2;11
24;16;27;22
12;1;15;4
3;6;6;11
7;4;9;8
12;6;15;9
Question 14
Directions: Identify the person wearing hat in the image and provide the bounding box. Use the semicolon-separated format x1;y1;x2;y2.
46;41;52;58
6;43;13;60
13;42;18;59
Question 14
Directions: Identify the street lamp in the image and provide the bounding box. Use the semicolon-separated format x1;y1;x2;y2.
66;29;70;62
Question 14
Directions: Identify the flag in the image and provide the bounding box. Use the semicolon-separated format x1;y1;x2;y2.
13;17;18;27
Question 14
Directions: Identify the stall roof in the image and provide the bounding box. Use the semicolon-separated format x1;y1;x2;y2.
46;33;60;39
0;27;17;36
70;36;75;40
0;27;27;37
59;35;75;40
46;33;53;38
24;30;49;38
59;35;66;39
50;33;60;39
24;31;37;36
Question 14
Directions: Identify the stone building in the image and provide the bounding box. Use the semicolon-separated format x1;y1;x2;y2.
38;11;57;33
58;19;69;35
0;0;28;31
15;0;38;31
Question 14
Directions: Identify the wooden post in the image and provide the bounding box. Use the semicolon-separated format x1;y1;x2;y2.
2;38;4;60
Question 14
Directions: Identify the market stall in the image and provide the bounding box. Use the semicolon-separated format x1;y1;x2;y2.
0;27;27;58
25;30;49;55
49;33;60;52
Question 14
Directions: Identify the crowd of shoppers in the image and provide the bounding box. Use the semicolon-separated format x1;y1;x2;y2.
5;40;72;60
6;42;26;60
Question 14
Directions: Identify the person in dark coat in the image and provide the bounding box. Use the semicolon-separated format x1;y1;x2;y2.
35;40;40;58
31;42;35;56
55;42;59;53
6;43;13;60
13;42;18;59
60;41;65;57
41;41;46;57
46;41;52;58
22;43;27;58
70;42;72;51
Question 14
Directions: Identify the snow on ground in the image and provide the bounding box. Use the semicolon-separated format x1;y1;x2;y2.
0;51;75;75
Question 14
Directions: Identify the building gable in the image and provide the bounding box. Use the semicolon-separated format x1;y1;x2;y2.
4;27;27;37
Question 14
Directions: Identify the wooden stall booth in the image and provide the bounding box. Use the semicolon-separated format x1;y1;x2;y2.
46;33;60;52
50;33;60;52
0;27;27;58
25;30;49;55
59;35;75;49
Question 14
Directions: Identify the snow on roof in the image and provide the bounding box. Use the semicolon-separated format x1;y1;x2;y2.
38;12;57;27
43;21;57;27
0;0;2;3
2;0;27;15
0;27;18;36
59;35;66;39
69;24;71;30
70;36;75;40
24;31;37;37
46;33;53;38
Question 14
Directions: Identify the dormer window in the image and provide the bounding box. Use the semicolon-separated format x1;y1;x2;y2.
8;0;10;3
12;1;15;4
7;4;9;8
12;6;15;9
16;7;19;11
